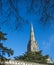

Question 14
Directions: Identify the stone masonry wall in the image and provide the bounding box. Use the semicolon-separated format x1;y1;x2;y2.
0;60;47;65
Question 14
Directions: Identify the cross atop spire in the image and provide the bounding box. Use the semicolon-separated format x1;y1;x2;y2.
27;23;39;52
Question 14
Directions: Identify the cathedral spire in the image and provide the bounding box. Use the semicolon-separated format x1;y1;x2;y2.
30;23;35;42
31;23;33;32
27;23;39;52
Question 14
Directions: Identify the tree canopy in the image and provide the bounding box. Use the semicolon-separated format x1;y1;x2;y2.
14;51;49;64
0;31;14;61
0;0;54;30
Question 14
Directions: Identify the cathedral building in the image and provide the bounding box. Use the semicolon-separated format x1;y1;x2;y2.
0;23;53;65
27;23;53;64
27;23;38;52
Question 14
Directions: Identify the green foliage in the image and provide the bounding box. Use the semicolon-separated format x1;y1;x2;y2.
0;31;7;41
47;63;54;65
14;51;49;64
0;31;14;61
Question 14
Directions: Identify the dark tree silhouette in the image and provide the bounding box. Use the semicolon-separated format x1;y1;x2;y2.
0;31;14;61
14;51;49;64
0;0;54;30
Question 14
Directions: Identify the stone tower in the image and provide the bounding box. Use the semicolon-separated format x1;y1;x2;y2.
27;23;39;52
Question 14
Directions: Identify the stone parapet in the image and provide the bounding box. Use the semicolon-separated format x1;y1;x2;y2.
0;60;47;65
